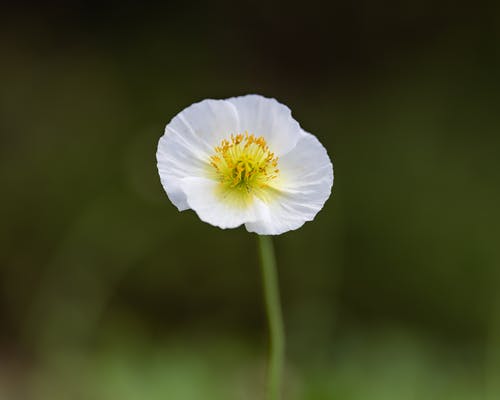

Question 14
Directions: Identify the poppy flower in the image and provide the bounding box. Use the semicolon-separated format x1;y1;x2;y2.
157;94;333;235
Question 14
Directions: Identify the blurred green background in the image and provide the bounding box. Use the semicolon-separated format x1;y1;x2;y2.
1;1;499;399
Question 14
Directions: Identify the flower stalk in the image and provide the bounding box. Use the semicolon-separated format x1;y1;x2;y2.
258;235;285;400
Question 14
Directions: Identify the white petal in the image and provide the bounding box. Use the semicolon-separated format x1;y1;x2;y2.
157;137;208;211
245;131;334;235
226;95;303;156
158;175;190;211
157;99;240;210
180;177;261;229
167;98;240;155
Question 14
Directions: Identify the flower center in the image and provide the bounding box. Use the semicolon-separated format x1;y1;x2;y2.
210;132;279;198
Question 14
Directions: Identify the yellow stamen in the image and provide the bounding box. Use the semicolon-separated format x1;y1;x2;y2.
209;132;279;204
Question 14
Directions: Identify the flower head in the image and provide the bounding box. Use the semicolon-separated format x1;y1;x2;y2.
156;94;333;235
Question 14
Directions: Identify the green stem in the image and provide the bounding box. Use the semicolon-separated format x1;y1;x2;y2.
258;235;285;400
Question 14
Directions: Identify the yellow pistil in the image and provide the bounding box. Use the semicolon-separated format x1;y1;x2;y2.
210;132;279;205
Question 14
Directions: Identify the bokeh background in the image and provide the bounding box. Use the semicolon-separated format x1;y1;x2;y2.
1;1;500;399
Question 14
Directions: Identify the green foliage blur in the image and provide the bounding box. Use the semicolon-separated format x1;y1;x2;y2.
1;1;499;399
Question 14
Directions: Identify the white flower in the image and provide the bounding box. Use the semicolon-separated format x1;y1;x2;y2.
156;94;333;235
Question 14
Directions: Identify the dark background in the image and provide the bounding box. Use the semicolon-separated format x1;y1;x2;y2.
1;1;499;398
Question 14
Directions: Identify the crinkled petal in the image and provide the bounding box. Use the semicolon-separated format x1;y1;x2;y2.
245;131;333;235
157;137;208;211
167;98;240;155
157;99;240;210
226;95;302;156
180;177;261;229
